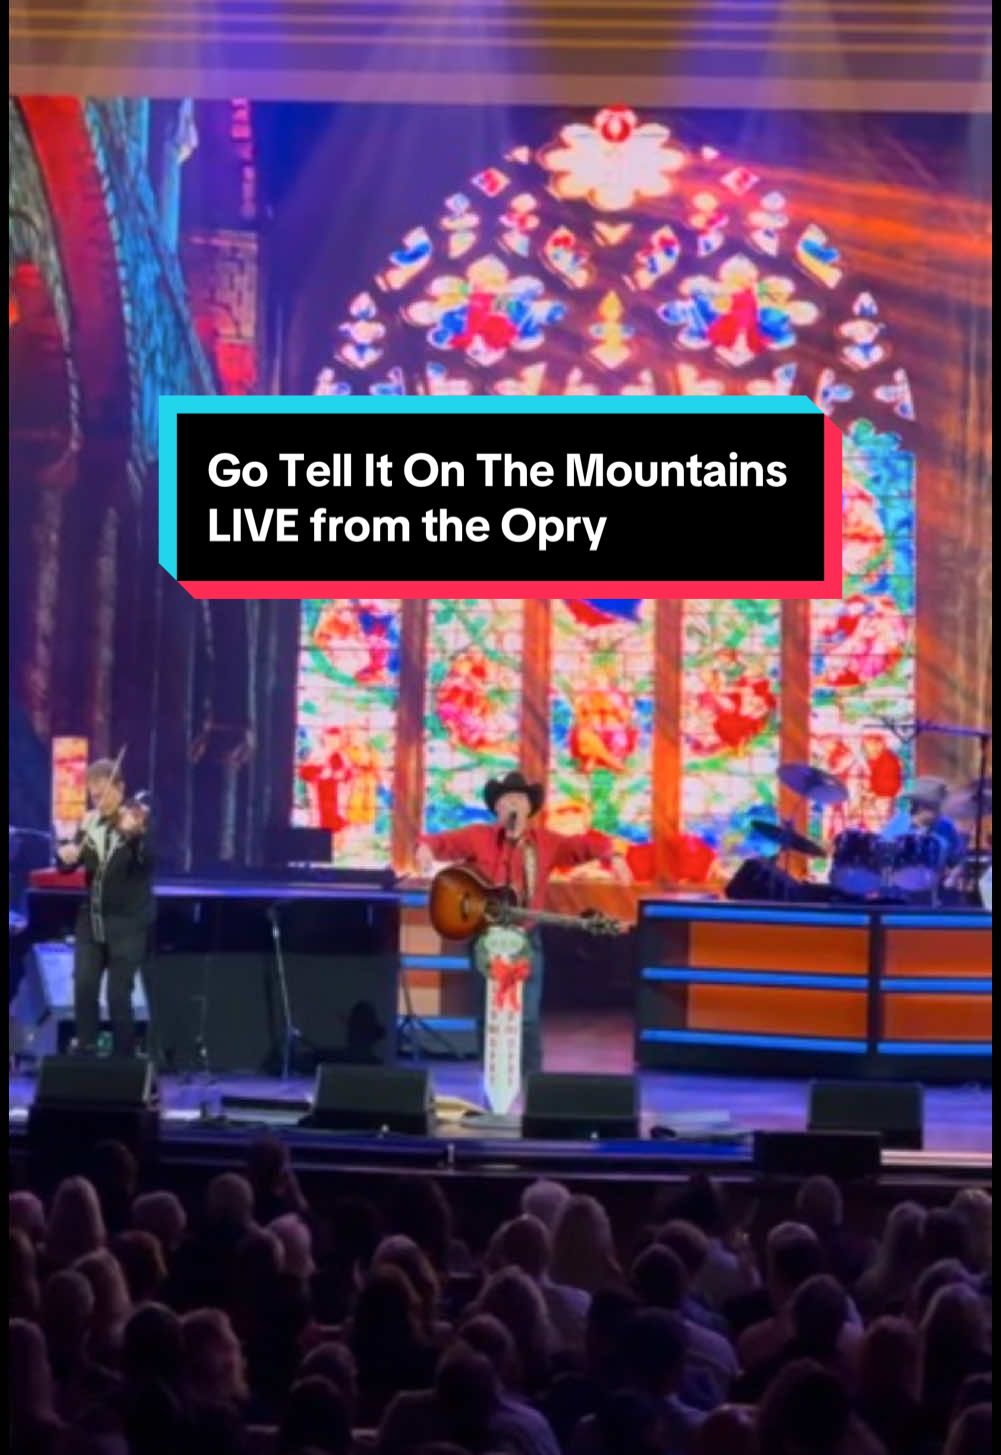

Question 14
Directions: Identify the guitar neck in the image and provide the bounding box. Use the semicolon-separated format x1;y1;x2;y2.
505;906;603;932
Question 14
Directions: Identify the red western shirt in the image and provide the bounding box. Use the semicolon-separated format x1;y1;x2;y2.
421;822;614;911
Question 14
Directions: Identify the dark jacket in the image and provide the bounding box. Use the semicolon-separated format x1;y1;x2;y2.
60;815;156;926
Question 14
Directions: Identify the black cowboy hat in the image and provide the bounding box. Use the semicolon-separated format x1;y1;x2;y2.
483;770;544;817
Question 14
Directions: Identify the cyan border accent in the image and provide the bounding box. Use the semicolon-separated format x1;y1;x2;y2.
158;393;821;580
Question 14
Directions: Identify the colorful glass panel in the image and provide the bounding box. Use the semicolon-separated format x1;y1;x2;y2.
810;421;916;840
681;601;782;867
293;599;401;865
423;599;524;833
549;600;654;849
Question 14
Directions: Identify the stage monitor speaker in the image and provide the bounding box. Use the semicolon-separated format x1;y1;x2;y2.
13;942;149;1059
808;1080;924;1151
753;1130;881;1179
303;1064;432;1135
28;1056;159;1170
35;1054;155;1107
522;1073;639;1140
264;826;334;868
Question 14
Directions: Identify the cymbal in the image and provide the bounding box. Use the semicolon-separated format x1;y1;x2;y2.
944;779;993;823
749;820;828;858
778;763;849;807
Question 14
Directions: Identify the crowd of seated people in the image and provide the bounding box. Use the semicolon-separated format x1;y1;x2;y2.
7;1143;993;1455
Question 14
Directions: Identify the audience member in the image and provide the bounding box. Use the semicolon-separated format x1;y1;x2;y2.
9;1317;67;1455
551;1195;624;1295
659;1176;758;1314
11;1224;41;1319
487;1213;590;1354
855;1315;926;1455
4;1122;990;1455
75;1247;133;1365
473;1266;556;1394
755;1358;883;1455
855;1202;928;1320
247;1135;309;1225
131;1191;188;1256
45;1175;107;1270
630;1243;738;1407
736;1222;824;1371
111;1229;168;1304
88;1140;138;1236
521;1179;572;1232
9;1189;47;1247
920;1284;992;1441
277;1374;353;1455
348;1264;439;1423
950;1191;992;1277
795;1176;874;1287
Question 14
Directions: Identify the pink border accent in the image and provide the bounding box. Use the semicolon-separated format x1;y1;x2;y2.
181;579;835;599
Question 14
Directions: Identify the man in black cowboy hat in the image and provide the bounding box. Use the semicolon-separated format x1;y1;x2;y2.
416;770;631;1074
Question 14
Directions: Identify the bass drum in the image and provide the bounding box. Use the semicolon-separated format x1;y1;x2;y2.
887;831;946;893
831;829;883;897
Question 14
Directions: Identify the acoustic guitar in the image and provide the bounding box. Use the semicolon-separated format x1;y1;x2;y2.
429;863;623;942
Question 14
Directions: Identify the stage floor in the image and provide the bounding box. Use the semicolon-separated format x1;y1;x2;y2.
9;1013;992;1167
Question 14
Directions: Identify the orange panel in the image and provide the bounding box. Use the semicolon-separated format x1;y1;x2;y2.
400;985;444;1016
400;921;448;955
883;994;992;1041
688;985;867;1037
690;923;868;974
401;970;443;991
884;929;991;978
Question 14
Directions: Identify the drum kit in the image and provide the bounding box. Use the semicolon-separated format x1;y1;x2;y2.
749;753;992;908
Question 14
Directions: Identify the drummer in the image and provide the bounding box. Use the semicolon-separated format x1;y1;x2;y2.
880;777;965;867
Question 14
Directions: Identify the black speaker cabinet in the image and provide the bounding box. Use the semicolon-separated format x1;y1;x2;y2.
303;1064;432;1135
753;1129;881;1178
35;1055;156;1107
522;1072;639;1140
808;1080;924;1150
145;951;397;1075
28;1056;159;1171
725;858;814;904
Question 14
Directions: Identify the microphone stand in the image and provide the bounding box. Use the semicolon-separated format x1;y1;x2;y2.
971;728;992;887
267;903;301;1081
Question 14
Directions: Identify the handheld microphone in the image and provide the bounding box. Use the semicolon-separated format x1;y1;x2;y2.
505;810;519;838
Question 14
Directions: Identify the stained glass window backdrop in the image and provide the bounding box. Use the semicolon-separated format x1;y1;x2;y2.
423;599;524;833
810;420;916;841
549;600;654;848
293;599;402;865
303;106;919;875
681;601;782;865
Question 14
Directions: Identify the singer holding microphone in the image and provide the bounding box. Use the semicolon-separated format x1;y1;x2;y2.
414;771;631;1074
55;757;154;1057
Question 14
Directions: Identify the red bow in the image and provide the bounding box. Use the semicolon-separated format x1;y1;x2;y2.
488;956;530;1011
